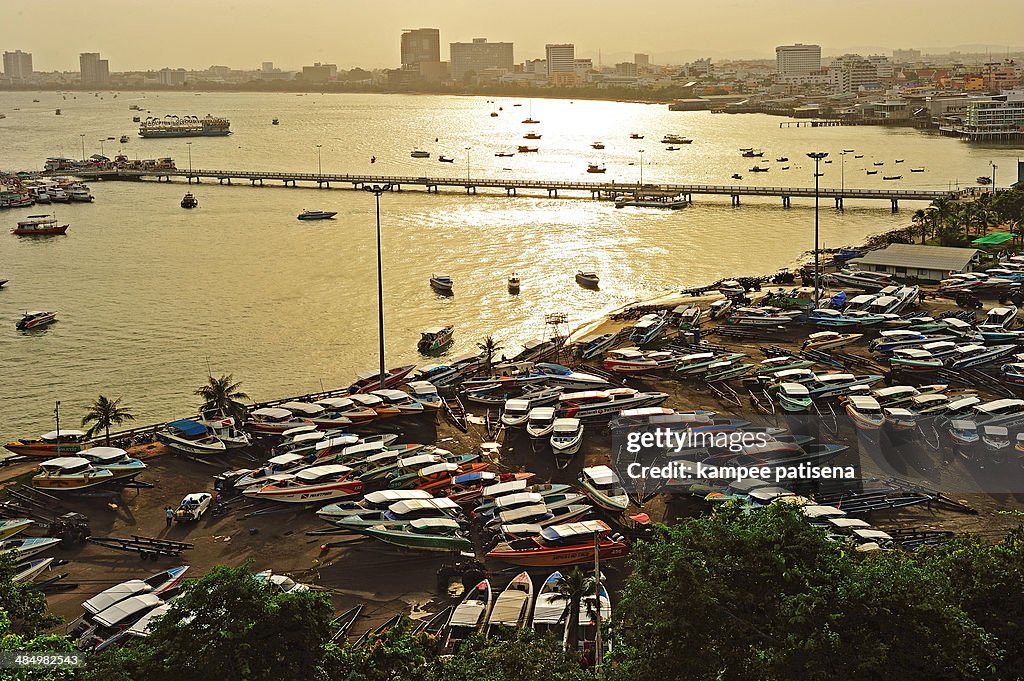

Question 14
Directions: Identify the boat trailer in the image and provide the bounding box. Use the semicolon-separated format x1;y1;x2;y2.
88;534;194;559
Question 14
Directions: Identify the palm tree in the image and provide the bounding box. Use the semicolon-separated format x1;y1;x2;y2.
911;208;927;244
476;336;503;376
550;567;595;652
195;374;250;422
82;395;135;445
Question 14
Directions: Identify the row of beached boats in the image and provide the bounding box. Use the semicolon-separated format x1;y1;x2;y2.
0;517;64;585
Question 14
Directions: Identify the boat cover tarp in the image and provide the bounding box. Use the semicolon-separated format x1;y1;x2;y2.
166;419;207;437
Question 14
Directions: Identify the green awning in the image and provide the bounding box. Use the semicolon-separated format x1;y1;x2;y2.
971;232;1014;245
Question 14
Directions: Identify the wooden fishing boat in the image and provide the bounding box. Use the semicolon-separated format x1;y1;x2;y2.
31;457;116;491
486;520;629;567
361;517;473;552
576;271;600;288
578;466;629;512
532;572;566;637
415;605;453;636
486;572;534;636
417;326;454;354
443;579;493;651
442;393;469;432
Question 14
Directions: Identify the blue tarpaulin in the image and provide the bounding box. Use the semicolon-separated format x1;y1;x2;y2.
166;419;207;437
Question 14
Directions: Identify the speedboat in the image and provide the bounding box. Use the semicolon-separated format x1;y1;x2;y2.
443;580;493;652
243;464;364;503
727;307;798;326
501;390;562;427
557;388;668;420
446;471;535;506
297;210;337;221
417;325;454;354
486;572;535;636
670;304;704;331
180;193;198;209
627;312;666;345
13;215;69;236
985;305;1018;329
575;333;617;360
704;361;754;382
76;446;146;479
807;308;886;327
411;150;430;158
16;311;58;330
802;331;862;352
360;517;472;552
438;156;454;163
550;418;584;457
157;419;227;455
845;395;885;431
807;373;884;399
753;356;814;375
769;382;812;413
579;465;629;511
890;348;943;372
590;142;605;149
4;429;86;457
0;537;61;561
486;520;628;567
532;363;610;390
946;344;1016;370
406;381;443;410
316;489;432;522
675;352;746;375
602;348;678;374
329;496;463;530
31;457;115;491
0;519;35;541
233;453;310;490
708;298;733;319
826;269;893;291
576;271;600;288
586;163;606;174
430;273;454;293
508;273;520;293
526;407;557;438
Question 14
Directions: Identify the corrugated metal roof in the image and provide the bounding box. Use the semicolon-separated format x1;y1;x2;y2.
849;244;980;271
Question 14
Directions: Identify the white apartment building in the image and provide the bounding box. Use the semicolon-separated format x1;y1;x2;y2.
776;44;821;76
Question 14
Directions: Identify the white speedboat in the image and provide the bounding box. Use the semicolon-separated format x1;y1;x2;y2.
443;579;493;652
526;407;557;438
297;210;337;220
827;269;893;291
157;419;227;455
76;446;146;479
533;363;611;390
628;312;666;345
602;348;680;374
406;381;443;410
558;388;669;420
243;464;364;503
575;333;617;360
198;414;251;448
550;418;584;457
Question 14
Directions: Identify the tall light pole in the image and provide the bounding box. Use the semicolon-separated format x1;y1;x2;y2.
79;133;85;161
639;149;645;185
465;147;471;183
54;400;61;450
807;152;829;307
991;161;998;192
316;144;323;177
839;151;846;197
98;139;105;156
186;141;193;175
362;184;392;390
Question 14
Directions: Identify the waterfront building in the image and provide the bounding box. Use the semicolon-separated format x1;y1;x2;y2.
950;89;1024;141
80;52;110;86
776;44;821;76
616;62;638;78
157;68;187;87
401;28;441;68
299;63;337;83
828;54;892;94
850;245;981;282
635;53;650;69
575;58;594;83
546;43;576;77
450;38;513;83
3;50;33;80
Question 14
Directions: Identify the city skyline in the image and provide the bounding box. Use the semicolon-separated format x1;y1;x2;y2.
3;0;1024;72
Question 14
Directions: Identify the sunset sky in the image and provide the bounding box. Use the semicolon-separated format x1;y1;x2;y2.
4;0;1023;71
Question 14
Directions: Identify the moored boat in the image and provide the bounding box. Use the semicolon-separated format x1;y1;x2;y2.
576;271;600;288
180;193;198;209
430;273;454;293
297;210;337;221
16;311;58;330
12;215;69;236
417;326;454;354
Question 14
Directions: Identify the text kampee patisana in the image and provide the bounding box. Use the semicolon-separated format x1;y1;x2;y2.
620;427;856;484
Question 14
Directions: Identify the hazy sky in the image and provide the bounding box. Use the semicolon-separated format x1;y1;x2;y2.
4;0;1023;71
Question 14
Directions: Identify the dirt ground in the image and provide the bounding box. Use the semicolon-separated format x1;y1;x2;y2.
4;289;1024;637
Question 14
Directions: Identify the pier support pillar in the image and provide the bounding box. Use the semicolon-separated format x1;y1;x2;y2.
891;198;899;212
395;185;400;191
731;194;740;206
782;196;791;208
834;197;843;210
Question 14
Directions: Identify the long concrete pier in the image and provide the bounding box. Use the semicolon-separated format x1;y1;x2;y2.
71;167;960;211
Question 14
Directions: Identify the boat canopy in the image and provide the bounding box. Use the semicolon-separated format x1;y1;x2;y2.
252;407;292;420
290;432;326;445
84;580;151;614
93;593;164;628
779;382;810;396
483;479;529;498
40;429;85;441
528;407;556;419
315;435;360;451
39;456;91;471
406;381;439;394
79;447;128;463
279;402;325;416
827;517;872;530
364;489;431;505
296;465;351;481
316;397;355;410
501;523;544;536
409;517;460;530
503;398;530;412
398;453;442;469
390;498;459;515
552;418;581;434
127;603;171;637
418;462;458;477
267;453;305;466
281;424;318;437
499;504;549;523
371;389;411;401
582;465;618;486
540;520;611;543
420;326;450;336
800;505;845;519
166;419;208;437
495;492;544;509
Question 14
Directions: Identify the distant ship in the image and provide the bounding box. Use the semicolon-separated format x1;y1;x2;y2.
139;114;231;138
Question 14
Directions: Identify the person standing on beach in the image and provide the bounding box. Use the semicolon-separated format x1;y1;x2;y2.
165;506;174;527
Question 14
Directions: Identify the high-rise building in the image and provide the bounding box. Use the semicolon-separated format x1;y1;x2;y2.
634;53;650;68
3;50;33;80
449;38;513;82
401;28;441;68
615;62;638;77
157;68;187;86
545;44;575;76
828;54;893;94
80;52;110;86
892;48;922;64
775;44;821;76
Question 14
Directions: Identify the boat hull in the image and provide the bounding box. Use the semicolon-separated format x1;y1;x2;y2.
487;540;628;567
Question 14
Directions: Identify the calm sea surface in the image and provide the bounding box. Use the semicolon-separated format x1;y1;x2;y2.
1;91;1021;440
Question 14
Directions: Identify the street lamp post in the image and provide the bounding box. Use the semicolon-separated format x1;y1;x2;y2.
98;139;105;156
465;147;471;183
807;152;829;307
362;184;392;390
186;141;193;175
840;151;846;198
639;149;645;185
992;162;998;192
316;144;323;177
79;134;85;161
